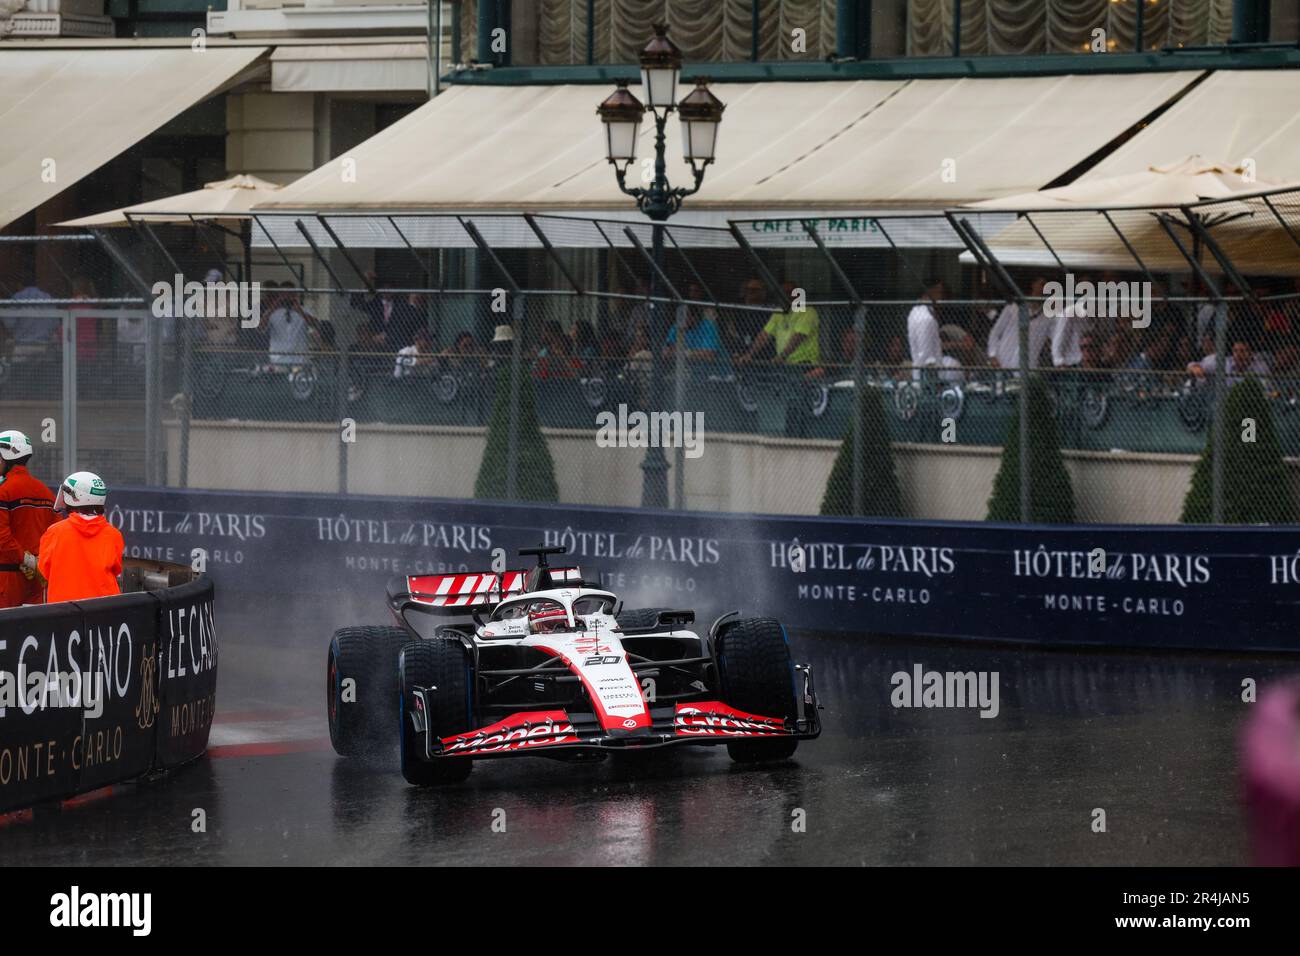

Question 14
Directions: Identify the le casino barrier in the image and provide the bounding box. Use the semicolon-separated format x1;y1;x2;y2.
0;563;217;814
105;486;1300;655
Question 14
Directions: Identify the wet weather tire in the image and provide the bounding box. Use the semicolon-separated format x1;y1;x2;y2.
715;617;799;763
327;625;409;757
398;640;474;786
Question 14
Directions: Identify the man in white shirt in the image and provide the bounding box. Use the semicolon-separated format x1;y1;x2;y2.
267;287;316;367
393;326;436;378
987;277;1051;373
906;279;945;379
1050;288;1092;368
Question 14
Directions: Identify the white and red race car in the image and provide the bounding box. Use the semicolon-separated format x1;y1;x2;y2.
326;546;821;785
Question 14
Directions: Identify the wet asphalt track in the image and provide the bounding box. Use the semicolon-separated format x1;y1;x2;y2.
6;624;1298;866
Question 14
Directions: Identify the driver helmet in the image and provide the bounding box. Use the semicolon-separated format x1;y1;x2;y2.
528;604;569;635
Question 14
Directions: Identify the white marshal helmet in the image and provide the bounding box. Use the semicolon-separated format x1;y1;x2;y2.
58;471;108;509
0;430;33;461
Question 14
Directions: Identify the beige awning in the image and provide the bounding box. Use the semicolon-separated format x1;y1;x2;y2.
965;156;1288;211
270;43;429;93
257;80;907;212
965;185;1300;278
58;175;285;228
1083;71;1300;185
0;46;268;230
258;72;1201;213
731;72;1204;206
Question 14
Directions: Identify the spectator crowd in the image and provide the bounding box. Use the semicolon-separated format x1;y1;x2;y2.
6;266;1299;405
872;272;1300;395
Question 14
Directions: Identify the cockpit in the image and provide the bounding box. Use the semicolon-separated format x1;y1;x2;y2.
488;592;617;636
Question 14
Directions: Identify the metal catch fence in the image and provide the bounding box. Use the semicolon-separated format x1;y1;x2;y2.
5;194;1300;525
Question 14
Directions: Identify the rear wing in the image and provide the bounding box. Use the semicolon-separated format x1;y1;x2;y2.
388;570;528;615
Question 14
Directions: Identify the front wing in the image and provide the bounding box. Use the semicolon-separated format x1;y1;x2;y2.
408;665;821;760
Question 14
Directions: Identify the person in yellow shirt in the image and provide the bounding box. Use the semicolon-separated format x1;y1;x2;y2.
736;280;820;366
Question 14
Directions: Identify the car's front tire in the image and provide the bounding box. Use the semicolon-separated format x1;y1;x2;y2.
715;617;799;764
327;625;410;757
398;639;474;786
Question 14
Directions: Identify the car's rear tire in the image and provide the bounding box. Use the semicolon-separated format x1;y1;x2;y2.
715;617;799;764
327;625;409;757
615;606;672;631
398;639;474;786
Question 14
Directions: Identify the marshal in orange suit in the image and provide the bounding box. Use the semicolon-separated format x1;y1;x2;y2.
0;430;58;608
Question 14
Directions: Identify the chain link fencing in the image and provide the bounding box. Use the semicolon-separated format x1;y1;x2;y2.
0;234;162;487
6;197;1300;525
955;189;1300;524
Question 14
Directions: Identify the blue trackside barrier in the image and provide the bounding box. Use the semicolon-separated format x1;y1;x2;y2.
108;486;1299;655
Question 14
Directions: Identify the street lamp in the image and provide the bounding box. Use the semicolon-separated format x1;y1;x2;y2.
639;23;681;111
596;82;645;164
597;24;725;508
677;81;725;164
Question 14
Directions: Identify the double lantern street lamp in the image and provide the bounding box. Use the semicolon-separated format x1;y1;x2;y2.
597;25;726;221
596;25;725;508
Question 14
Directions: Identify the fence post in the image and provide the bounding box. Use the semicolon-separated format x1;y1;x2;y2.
1018;301;1030;524
505;293;524;501
88;226;158;482
852;304;866;516
142;315;153;485
337;346;350;495
673;294;686;509
178;313;191;488
60;310;77;478
144;313;162;484
1212;302;1226;523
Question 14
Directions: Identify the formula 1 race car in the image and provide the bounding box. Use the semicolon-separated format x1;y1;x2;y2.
326;546;821;785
